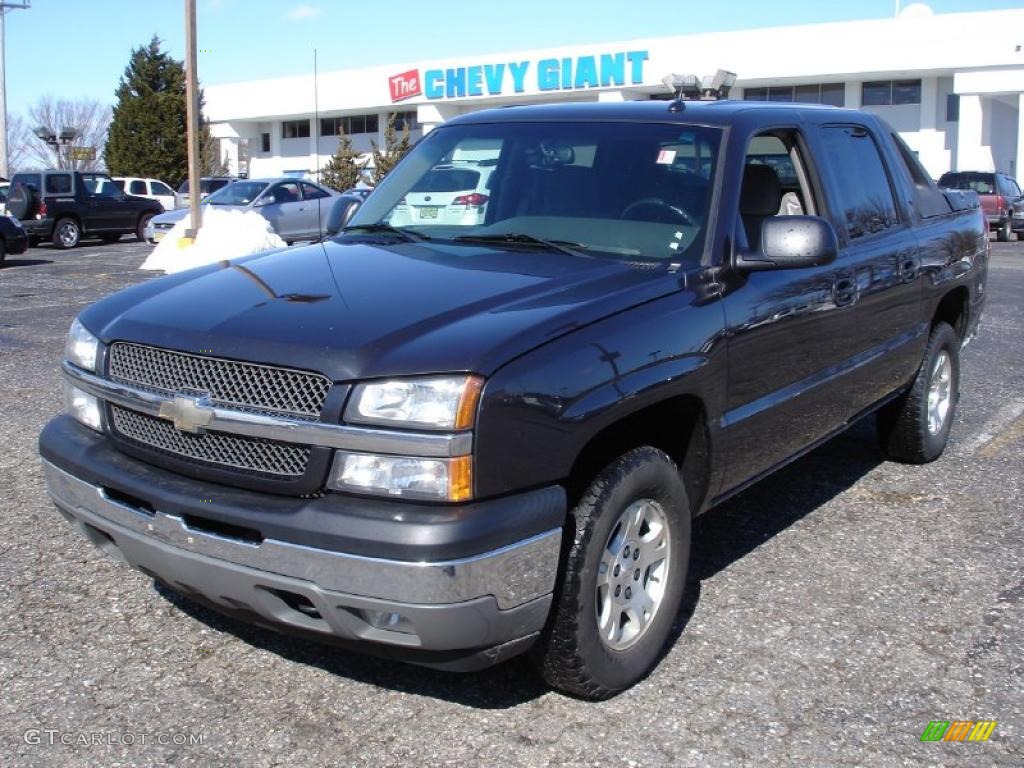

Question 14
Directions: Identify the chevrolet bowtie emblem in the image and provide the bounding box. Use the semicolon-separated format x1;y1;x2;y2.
158;395;214;433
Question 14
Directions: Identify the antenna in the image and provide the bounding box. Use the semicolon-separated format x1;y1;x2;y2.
313;47;322;237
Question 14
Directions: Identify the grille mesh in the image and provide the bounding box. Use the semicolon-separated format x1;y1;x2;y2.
111;406;310;477
108;343;330;419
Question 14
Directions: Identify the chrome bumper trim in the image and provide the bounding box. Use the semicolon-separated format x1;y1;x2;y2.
63;361;472;458
42;460;559;609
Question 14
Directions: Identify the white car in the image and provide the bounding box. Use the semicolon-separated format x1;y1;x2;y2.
388;162;495;227
113;177;176;212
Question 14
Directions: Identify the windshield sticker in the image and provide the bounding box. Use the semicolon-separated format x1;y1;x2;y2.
656;149;676;165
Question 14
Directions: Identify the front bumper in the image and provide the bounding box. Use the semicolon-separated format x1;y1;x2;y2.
3;226;28;254
40;418;565;670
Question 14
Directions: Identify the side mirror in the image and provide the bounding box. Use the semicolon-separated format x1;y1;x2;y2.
736;215;838;271
324;197;362;237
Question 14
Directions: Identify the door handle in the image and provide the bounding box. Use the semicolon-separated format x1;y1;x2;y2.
898;254;919;283
833;276;857;307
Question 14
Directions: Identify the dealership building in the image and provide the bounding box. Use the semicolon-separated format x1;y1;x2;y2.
205;6;1024;182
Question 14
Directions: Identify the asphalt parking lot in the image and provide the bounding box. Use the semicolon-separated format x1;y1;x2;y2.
0;237;1021;766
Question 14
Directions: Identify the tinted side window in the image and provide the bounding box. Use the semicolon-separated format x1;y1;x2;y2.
891;133;951;219
820;125;898;239
129;180;147;194
151;181;174;196
45;174;72;194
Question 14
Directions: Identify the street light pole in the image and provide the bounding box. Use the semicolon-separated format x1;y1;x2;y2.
0;2;31;179
184;0;201;239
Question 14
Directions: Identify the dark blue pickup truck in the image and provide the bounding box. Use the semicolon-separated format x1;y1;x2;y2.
40;101;987;699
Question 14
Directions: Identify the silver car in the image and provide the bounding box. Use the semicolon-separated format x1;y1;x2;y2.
148;178;340;244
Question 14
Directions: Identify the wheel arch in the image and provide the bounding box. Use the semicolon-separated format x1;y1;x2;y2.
565;394;711;516
932;286;969;340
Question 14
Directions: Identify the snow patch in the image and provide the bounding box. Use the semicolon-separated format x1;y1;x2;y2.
140;208;287;274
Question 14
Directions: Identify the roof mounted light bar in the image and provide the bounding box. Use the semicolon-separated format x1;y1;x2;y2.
662;69;738;102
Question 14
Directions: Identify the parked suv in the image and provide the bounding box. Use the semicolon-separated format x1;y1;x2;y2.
5;170;162;249
113;177;176;212
937;170;1022;241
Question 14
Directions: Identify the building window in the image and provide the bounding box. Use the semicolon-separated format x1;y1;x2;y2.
945;94;960;122
282;120;310;139
743;83;844;107
320;114;381;137
261;132;270;152
862;79;921;106
390;110;418;131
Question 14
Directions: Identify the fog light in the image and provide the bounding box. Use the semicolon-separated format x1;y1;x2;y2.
328;451;472;501
64;382;103;432
362;610;415;634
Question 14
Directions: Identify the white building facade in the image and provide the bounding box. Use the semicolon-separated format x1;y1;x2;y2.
205;7;1024;182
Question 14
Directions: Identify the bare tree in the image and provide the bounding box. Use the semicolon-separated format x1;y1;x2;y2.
5;113;33;175
19;97;112;171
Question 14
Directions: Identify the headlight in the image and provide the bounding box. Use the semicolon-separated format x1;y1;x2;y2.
345;375;483;430
64;381;103;432
328;451;472;501
65;318;100;372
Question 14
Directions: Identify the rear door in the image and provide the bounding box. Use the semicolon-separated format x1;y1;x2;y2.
815;124;924;408
300;182;331;237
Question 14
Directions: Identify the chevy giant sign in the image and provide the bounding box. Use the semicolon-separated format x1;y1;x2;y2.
389;50;649;103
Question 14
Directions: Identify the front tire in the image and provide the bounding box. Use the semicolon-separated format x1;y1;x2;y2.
533;446;690;699
53;218;81;249
876;321;960;463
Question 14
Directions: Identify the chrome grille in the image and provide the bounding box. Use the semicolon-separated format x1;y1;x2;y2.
108;342;331;419
111;406;309;477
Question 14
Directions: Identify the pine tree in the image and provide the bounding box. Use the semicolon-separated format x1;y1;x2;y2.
105;36;189;187
370;113;412;185
200;119;229;176
320;128;364;191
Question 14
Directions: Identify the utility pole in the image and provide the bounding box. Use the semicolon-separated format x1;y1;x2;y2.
184;0;201;238
0;1;31;179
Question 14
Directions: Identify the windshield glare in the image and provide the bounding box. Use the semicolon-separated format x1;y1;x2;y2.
206;181;268;205
349;121;722;261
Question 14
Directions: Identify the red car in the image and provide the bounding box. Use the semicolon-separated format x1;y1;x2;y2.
938;171;1022;241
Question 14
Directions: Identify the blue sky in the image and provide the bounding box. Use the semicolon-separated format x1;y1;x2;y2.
3;0;1020;117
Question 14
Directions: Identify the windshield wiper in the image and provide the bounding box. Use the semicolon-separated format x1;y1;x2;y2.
340;223;428;242
451;233;588;258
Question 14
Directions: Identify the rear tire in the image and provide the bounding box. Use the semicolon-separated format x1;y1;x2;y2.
136;213;154;243
996;219;1011;242
876;322;960;463
53;218;81;249
532;446;690;699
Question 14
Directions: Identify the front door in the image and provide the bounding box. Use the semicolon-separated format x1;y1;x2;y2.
260;181;305;240
718;128;858;491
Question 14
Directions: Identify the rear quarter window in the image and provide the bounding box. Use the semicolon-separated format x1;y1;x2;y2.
45;174;73;194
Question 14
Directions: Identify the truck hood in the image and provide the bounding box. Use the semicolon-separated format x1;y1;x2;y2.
81;239;683;381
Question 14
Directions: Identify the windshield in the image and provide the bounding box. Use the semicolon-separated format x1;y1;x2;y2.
206;181;268;205
349;121;722;262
